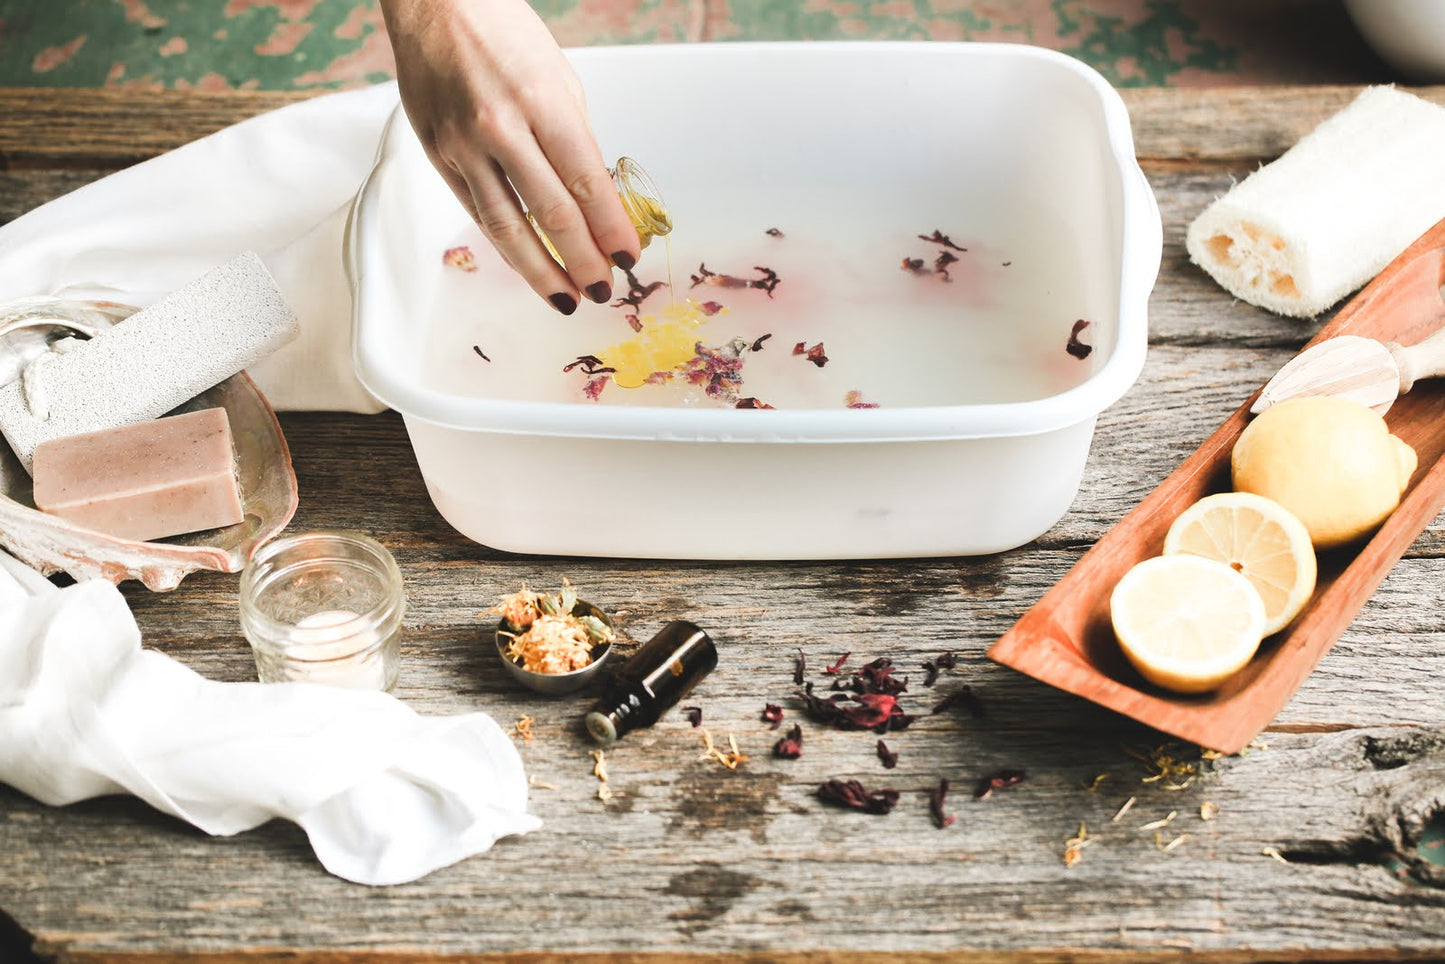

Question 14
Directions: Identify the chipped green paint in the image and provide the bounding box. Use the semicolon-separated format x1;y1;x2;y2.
0;0;1313;92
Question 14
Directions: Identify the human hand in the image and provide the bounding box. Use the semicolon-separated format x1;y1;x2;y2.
379;0;641;314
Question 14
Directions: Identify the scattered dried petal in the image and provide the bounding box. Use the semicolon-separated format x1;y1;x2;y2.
625;312;643;332
1200;801;1220;822
973;768;1027;799
876;740;899;770
1113;796;1137;822
697;300;725;316
750;333;773;352
443;245;477;271
844;390;879;409
933;250;959;282
918;230;967;252
1139;810;1178;832
766;227;784;238
799;683;914;733
832;657;908;697
761;703;784;729
1262;847;1288;863
817;779;899;815
929;777;955;828
681;706;703;728
1126;743;1201;790
1063;821;1090;867
1066;319;1093;360
591;749;609;782
791;341;828;367
699;729;749;770
1082;773;1108;791
824;653;851;675
690;263;781;297
935;652;958;669
582;376;608;401
773;724;803;759
613;268;667;309
922;661;940;688
564;354;617;376
1156;831;1189;853
472;345;491;362
901;257;928;275
528;776;559;790
735;397;775;409
793;648;806;686
515;715;535;742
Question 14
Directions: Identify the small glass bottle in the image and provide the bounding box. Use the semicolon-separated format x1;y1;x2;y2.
529;157;673;265
584;620;717;745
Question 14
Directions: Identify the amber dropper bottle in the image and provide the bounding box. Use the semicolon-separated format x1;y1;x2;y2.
584;621;717;745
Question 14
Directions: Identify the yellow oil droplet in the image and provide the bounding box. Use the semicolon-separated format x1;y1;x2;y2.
598;299;727;388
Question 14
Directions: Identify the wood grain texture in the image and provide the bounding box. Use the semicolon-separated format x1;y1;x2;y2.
2;85;1445;963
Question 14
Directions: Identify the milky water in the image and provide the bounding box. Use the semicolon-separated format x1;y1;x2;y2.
420;189;1104;411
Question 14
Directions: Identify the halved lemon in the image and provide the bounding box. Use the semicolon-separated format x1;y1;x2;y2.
1110;554;1266;694
1163;491;1317;635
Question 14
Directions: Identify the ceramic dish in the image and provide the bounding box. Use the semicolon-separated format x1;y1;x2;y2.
0;299;298;591
989;217;1445;753
349;42;1161;559
494;601;615;696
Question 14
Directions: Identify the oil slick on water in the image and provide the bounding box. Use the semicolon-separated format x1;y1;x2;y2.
423;189;1099;410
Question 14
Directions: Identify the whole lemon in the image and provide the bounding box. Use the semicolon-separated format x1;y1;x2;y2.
1232;396;1416;550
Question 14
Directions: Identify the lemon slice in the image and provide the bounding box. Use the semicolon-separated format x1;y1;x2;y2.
1163;491;1317;635
1110;555;1267;694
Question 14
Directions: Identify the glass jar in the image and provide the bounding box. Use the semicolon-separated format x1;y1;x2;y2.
529;157;673;265
239;530;405;691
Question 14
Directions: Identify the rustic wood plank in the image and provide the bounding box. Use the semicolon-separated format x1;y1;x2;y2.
3;84;1445;963
2;86;1443;171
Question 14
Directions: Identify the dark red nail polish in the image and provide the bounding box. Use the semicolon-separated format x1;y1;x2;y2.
586;281;612;304
611;250;636;271
549;292;578;315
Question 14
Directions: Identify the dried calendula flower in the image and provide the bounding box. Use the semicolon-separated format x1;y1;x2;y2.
1200;801;1220;822
699;729;748;770
491;580;615;675
515;715;535;742
1064;822;1091;868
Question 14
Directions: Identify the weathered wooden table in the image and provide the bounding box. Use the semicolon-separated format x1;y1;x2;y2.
2;85;1444;963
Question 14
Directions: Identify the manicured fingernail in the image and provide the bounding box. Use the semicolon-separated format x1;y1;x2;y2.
611;250;636;271
586;281;612;304
549;292;577;315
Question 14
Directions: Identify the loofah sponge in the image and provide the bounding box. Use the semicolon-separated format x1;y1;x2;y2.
0;251;299;472
1186;86;1445;319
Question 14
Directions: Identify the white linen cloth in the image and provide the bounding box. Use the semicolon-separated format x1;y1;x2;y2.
0;82;405;412
0;549;542;885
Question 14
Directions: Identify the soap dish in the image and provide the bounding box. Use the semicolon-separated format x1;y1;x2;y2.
0;299;298;591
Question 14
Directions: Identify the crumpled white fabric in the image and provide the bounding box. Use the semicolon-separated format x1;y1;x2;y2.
0;549;541;885
0;82;405;413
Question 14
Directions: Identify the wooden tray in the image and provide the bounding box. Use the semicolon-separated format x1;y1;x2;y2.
988;217;1445;753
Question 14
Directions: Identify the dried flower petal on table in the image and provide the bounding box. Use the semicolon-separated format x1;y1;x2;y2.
514;715;535;742
800;684;914;734
691;263;781;297
697;301;725;316
1066;319;1093;360
774;724;803;759
901;257;928;275
930;778;956;828
844;391;879;409
918;230;967;252
824;652;851;675
1200;801;1220;822
1064;822;1091;867
699;729;748;770
682;706;703;728
750;333;772;352
1082;773;1108;791
613;268;667;310
761;703;784;729
793;648;806;686
582;376;608;401
736;397;775;409
472;345;490;362
876;740;898;769
832;657;907;697
625;312;643;332
817;779;899;815
933;250;959;282
1126;743;1203;791
974;769;1027;799
766;227;784;238
443;245;477;271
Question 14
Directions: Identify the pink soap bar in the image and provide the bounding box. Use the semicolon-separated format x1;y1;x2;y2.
31;407;244;542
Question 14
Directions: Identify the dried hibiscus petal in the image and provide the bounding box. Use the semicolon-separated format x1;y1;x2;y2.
697;301;725;316
901;257;928;275
876;740;898;769
690;263;781;298
736;397;775;409
918;230;967;252
974;768;1027;799
682;706;703;728
564;354;617;376
922;652;957;687
791;342;828;368
761;703;784;729
933;250;959;282
582;376;608;401
750;333;772;352
1066;319;1093;360
766;227;784;238
625;312;643;332
817;779;899;815
801;684;914;734
930;778;956;828
824;652;851;675
833;657;908;697
443;245;477;271
472;345;491;363
793;648;806;686
774;724;803;759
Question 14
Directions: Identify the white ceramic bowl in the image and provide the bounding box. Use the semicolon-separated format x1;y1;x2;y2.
1345;0;1445;82
349;42;1160;559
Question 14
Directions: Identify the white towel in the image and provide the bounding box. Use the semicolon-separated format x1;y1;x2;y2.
0;83;404;412
0;548;541;885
